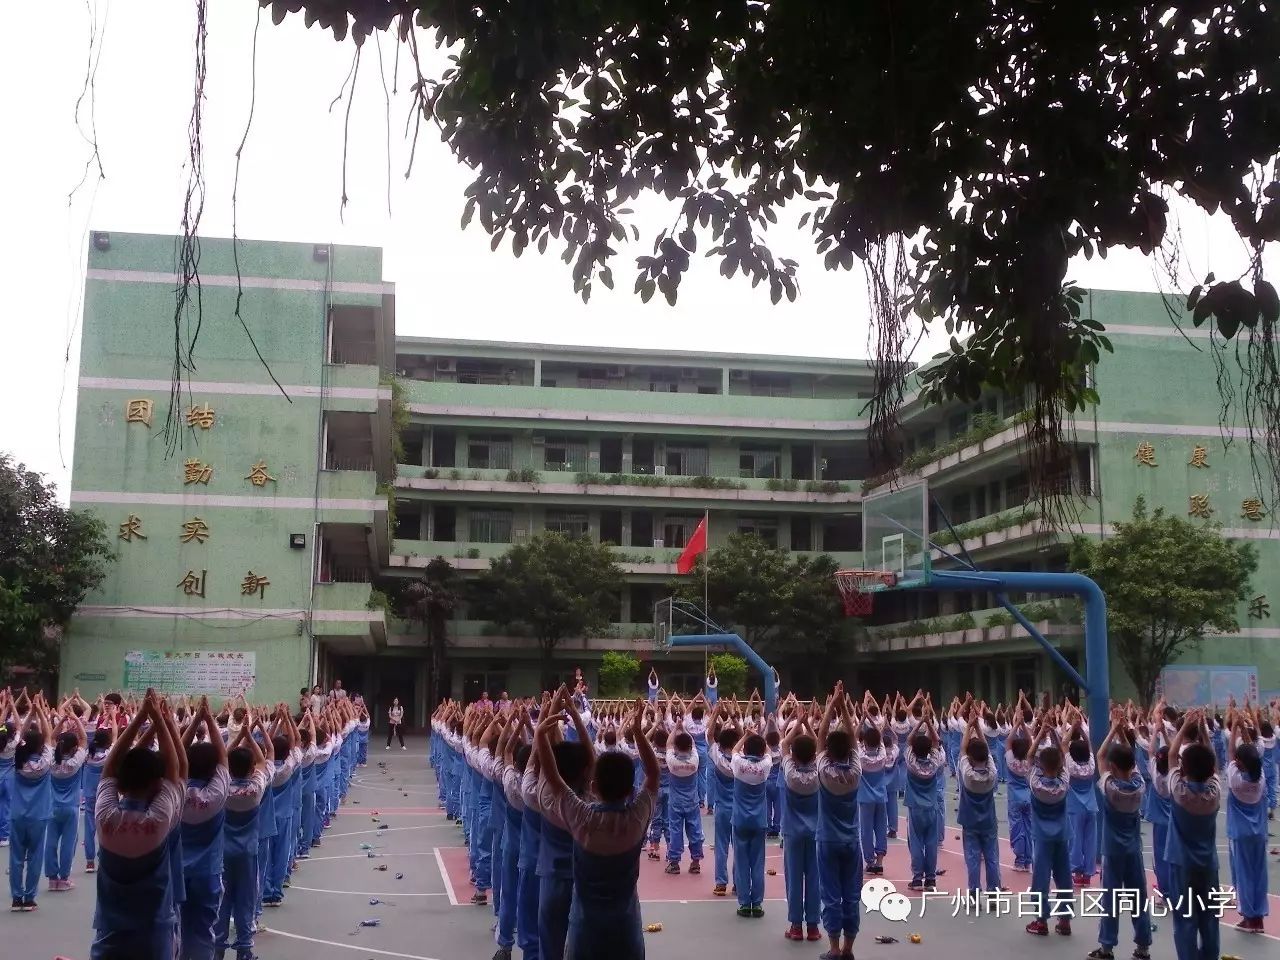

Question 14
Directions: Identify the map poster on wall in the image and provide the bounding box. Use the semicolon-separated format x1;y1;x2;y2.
123;650;256;696
1155;665;1257;708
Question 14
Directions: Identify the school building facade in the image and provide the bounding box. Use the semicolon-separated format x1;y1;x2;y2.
63;233;1279;723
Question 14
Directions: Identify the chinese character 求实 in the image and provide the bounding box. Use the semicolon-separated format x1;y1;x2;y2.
1187;445;1210;468
118;514;146;542
1134;441;1158;467
1249;595;1270;620
177;569;207;597
186;404;216;429
1188;494;1213;518
241;571;270;600
1241;497;1266;521
244;461;276;487
125;399;153;427
183;458;213;485
180;517;210;544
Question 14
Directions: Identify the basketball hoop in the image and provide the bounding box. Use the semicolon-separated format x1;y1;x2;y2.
834;569;897;617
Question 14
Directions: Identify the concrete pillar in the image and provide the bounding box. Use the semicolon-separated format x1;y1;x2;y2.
621;435;633;473
621;510;632;548
534;357;542;386
721;367;730;394
419;507;430;541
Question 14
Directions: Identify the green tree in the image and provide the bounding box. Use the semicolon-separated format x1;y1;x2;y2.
674;533;847;676
709;654;748;699
1069;496;1258;707
472;532;624;688
597;651;640;698
396;556;460;710
0;455;113;682
262;3;1280;499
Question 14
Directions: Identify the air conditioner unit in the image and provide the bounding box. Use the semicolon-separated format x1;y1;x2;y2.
435;358;456;373
653;465;666;477
606;366;627;378
680;367;699;380
653;538;665;548
729;369;749;381
531;435;546;446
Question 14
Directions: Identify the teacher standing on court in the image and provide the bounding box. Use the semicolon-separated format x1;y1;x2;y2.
386;698;406;750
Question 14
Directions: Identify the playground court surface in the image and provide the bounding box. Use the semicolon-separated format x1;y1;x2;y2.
10;736;1279;960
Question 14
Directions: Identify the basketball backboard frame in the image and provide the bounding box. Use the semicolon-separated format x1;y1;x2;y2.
861;479;931;591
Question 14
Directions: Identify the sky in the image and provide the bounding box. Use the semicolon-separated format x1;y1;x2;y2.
0;1;1269;501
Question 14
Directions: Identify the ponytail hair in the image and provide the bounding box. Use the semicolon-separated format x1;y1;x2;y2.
15;731;45;770
54;731;78;766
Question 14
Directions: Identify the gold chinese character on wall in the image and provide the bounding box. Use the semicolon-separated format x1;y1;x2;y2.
1249;594;1270;620
245;461;276;487
183;458;213;485
186;404;216;429
1241;498;1266;521
1188;494;1213;518
118;515;146;542
179;516;211;544
177;569;207;597
1134;441;1157;467
241;571;270;599
125;399;153;427
1187;445;1210;468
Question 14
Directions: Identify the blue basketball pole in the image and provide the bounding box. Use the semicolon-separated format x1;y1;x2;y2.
921;570;1111;738
667;633;777;715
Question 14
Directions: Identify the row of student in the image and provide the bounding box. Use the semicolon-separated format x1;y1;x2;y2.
433;683;1273;960
0;686;371;960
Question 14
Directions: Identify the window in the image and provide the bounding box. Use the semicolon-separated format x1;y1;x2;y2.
661;516;697;548
790;516;813;551
737;517;778;547
739;444;781;479
600;509;622;545
432;505;456;541
665;444;709;477
697;385;718;395
542;378;557;388
821;516;861;551
577;367;609;388
545;511;590;538
600;437;623;473
948;411;970;440
649;378;679;393
1007;471;1031;507
749;373;792;397
791;443;815;481
631;510;654;547
544;437;587;472
467;434;513;470
469;509;513;543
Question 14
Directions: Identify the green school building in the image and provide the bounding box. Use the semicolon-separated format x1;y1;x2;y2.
63;232;1279;724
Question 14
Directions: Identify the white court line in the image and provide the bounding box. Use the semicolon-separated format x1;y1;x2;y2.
265;926;443;959
326;824;454;839
302;852;442;862
288;884;448;897
434;847;461;906
352;782;435;794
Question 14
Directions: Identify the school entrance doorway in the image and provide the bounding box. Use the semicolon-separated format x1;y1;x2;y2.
331;655;426;732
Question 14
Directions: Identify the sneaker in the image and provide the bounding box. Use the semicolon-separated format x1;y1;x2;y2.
647;848;661;861
470;892;488;906
736;906;753;918
1055;919;1072;936
750;905;764;918
1086;949;1114;960
1072;873;1088;886
10;899;21;912
402;746;408;750
1131;948;1151;960
784;924;803;941
689;861;701;875
665;862;681;875
1025;919;1049;937
806;926;822;942
907;879;923;891
493;950;512;960
924;879;937;891
297;853;310;860
21;900;37;912
887;830;897;839
713;884;728;897
0;839;8;847
312;839;322;848
935;868;946;876
385;745;390;750
85;860;96;873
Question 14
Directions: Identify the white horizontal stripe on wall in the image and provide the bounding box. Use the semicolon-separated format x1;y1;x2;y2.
86;268;394;296
76;605;382;621
71;491;383;511
408;403;868;432
80;376;388;401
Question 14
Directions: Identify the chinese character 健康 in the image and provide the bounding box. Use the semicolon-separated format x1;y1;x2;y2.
1134;441;1158;467
1187;445;1210;468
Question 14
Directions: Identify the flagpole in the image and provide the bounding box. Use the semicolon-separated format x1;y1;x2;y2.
702;509;709;678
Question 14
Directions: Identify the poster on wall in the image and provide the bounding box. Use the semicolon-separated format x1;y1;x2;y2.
123;650;256;696
1155;664;1257;707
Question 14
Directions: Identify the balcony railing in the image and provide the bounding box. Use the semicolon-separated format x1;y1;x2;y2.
326;454;376;471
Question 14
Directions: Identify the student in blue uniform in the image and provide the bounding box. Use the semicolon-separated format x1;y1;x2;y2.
707;709;737;898
780;712;822;942
44;705;88;893
764;728;783;838
664;723;703;875
644;726;669;861
179;697;230;960
647;668;660;705
214;717;270;960
82;715;113;875
886;694;913;840
1258;710;1277;822
493;711;524;960
91;692;186;959
9;695;54;912
815;684;861;960
535;696;659;960
1225;712;1268;934
515;718;544;960
688;698;711;811
1005;694;1034;872
1065;717;1099;886
855;695;894;876
957;712;1001;902
904;708;944;892
262;709;300;909
1165;708;1221;960
1025;709;1072;937
1089;709;1151;960
295;715;317;862
731;722;773;918
705;667;718;708
0;689;19;851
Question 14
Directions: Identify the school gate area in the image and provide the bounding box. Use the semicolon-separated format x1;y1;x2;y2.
11;738;1278;959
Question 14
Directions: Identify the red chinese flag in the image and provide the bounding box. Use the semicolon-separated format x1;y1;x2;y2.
676;516;708;574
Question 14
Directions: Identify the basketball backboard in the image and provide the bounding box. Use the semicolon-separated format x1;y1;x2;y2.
862;479;931;589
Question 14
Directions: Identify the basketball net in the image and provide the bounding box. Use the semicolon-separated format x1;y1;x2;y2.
834;569;897;617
